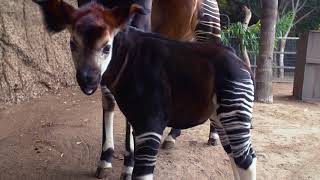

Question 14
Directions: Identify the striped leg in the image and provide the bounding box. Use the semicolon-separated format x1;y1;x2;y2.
120;122;135;180
195;0;221;146
132;131;164;179
214;68;256;180
195;0;221;43
95;86;116;178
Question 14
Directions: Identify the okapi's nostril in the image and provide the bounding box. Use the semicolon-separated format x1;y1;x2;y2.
76;69;100;95
77;69;100;86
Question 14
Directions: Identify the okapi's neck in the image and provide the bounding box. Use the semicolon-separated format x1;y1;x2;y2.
100;27;137;91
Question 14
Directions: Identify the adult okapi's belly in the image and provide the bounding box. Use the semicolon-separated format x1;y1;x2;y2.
168;98;214;129
165;59;216;129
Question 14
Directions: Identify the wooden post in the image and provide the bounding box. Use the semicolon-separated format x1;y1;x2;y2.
293;31;320;101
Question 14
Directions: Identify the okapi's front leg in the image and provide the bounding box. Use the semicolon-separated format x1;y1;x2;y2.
130;119;166;180
95;86;116;179
133;131;163;179
120;122;135;180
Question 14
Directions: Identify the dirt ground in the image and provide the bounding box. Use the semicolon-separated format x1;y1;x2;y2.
0;83;319;180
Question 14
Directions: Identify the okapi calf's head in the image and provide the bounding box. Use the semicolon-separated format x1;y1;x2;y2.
33;0;146;95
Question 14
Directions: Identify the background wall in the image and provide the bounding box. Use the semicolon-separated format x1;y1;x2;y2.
0;0;78;104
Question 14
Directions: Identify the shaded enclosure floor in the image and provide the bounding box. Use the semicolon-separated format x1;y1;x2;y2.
0;83;319;180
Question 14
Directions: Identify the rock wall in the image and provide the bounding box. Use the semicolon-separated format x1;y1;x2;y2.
0;0;77;104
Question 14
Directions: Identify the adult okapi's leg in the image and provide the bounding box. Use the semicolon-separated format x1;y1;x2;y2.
195;0;221;43
120;122;135;180
162;0;222;149
207;121;219;146
213;61;257;180
130;0;153;31
162;129;181;149
195;0;221;146
95;86;116;178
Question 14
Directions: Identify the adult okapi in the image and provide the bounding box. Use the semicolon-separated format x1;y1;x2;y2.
33;1;256;180
33;0;223;179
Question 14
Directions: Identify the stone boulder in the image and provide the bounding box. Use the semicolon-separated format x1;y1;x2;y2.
0;0;77;104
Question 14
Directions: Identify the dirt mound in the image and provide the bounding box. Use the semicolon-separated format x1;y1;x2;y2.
0;0;77;104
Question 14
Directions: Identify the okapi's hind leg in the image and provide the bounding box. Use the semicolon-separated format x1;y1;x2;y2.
95;86;116;179
213;66;257;180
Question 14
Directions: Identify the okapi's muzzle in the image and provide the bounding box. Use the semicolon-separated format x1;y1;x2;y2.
76;68;101;95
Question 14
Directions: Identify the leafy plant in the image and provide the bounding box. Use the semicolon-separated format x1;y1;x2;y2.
221;12;294;53
221;21;261;53
276;12;294;37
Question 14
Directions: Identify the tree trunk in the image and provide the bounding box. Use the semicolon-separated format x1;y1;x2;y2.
255;0;278;103
278;37;286;78
241;5;252;67
278;30;291;79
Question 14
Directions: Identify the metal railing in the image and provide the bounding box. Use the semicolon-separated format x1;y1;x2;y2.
230;37;299;82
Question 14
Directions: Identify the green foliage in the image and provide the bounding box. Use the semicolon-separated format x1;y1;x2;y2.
221;21;261;53
221;13;294;53
276;12;294;37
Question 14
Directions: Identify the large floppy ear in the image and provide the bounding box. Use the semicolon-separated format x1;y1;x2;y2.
33;0;76;33
111;4;147;28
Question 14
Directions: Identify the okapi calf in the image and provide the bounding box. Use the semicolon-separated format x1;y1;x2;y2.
33;1;256;180
77;0;222;149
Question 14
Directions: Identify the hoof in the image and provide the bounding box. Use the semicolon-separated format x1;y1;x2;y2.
120;173;132;180
95;167;112;179
161;140;175;149
207;138;218;146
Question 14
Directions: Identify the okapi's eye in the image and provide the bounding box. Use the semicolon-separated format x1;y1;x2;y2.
69;40;77;51
102;44;111;54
